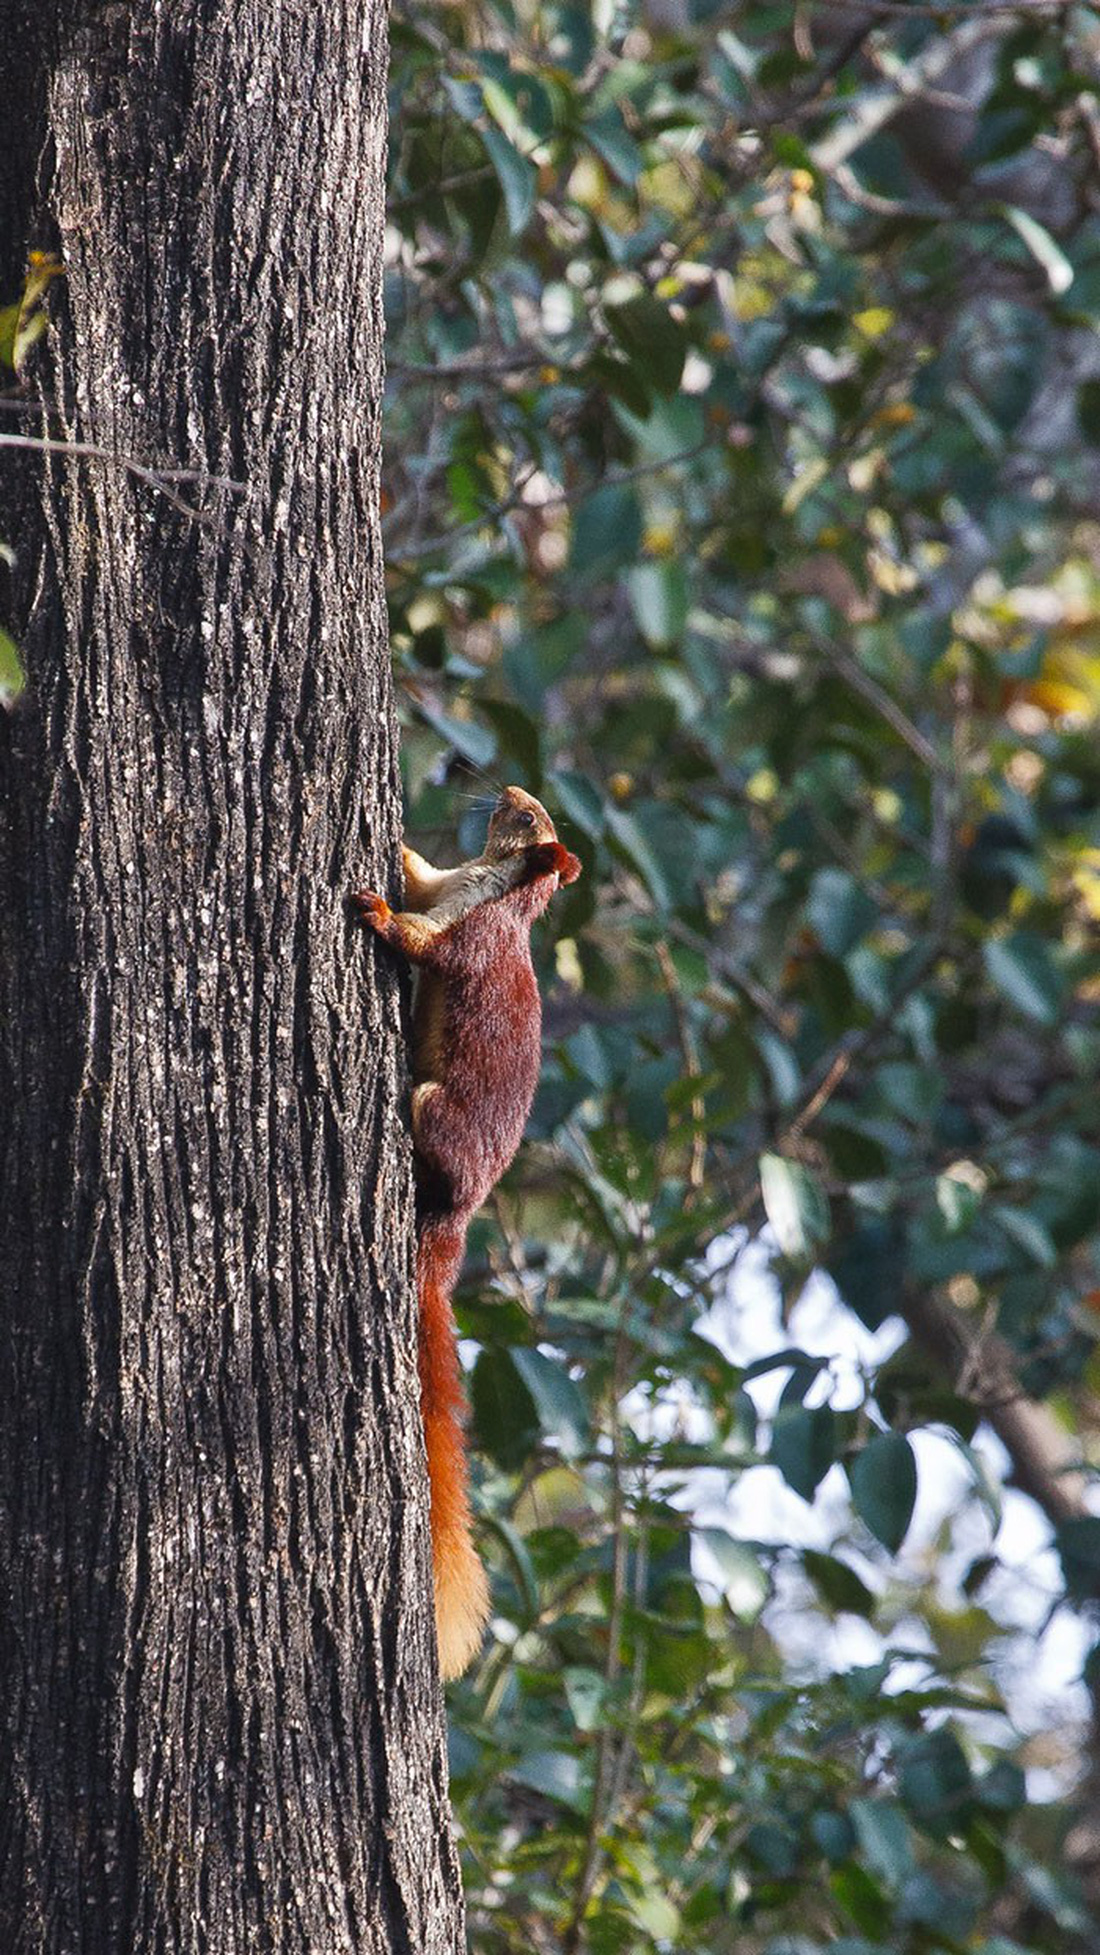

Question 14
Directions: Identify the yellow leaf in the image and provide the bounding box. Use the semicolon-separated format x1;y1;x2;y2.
872;401;917;428
782;456;829;513
643;523;677;558
853;306;894;339
1071;849;1100;922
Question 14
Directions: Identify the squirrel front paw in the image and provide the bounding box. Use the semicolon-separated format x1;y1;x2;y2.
350;890;393;934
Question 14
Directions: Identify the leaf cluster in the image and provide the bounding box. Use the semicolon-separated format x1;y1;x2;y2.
386;4;1100;1949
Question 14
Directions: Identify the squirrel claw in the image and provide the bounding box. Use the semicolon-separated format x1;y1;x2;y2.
350;890;391;931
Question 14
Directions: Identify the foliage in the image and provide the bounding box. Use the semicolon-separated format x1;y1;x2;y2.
0;254;64;706
384;4;1100;1950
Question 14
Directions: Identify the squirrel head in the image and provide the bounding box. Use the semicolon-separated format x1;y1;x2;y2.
485;786;582;889
485;786;558;858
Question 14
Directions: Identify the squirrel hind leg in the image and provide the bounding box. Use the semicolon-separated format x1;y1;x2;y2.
411;1080;441;1137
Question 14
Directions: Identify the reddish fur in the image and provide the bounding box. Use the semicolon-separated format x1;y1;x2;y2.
352;829;580;1678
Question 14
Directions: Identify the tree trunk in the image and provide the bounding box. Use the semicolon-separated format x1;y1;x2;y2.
0;5;464;1950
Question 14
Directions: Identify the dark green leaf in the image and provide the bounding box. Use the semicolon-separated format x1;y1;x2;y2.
604;292;686;396
481;126;536;236
898;1728;972;1834
511;1348;589;1459
807;867;876;958
984;930;1064;1025
771;1404;836;1502
585;107;643;186
802;1549;875;1618
849;1433;917;1554
1077;379;1100;444
849;1800;913;1890
471;1348;539;1469
569;483;642;582
1056;1516;1100;1603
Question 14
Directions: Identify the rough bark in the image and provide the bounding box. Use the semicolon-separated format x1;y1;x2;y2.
0;4;463;1951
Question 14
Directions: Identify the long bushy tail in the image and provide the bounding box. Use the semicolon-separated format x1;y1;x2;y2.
416;1211;490;1679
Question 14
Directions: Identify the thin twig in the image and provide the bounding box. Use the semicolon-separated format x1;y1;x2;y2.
388;164;495;214
812;634;947;776
563;1292;634;1955
386;437;715;564
818;0;1062;17
0;429;246;494
656;938;706;1194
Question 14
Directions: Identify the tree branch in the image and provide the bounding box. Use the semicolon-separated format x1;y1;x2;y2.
900;1284;1095;1537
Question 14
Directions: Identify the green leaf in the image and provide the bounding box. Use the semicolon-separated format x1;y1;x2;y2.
0;626;25;708
1077;378;1100;444
547;768;605;838
1056;1516;1100;1602
984;930;1064;1025
760;1152;830;1259
585;107;643;186
479;62;555;148
829;1862;892;1939
604;804;672;910
992;1204;1057;1268
627;561;688;649
416;701;498;770
0;301;19;370
801;1549;876;1617
936;1167;983;1235
604;291;686;396
755;1030;801;1109
849;1432;917;1553
504;615;585;708
625;1890;680;1944
812;1809;857;1865
569;482;642;582
481;126;536;236
828;1222;904;1331
771;1404;836;1502
507;1748;585;1813
849;1799;914;1889
511;1348;589;1459
480;697;541;779
876;1062;941;1125
440;75;484;123
807;867;877;958
471;1348;539;1470
696;1528;768;1619
898;1728;972;1834
562;1666;606;1732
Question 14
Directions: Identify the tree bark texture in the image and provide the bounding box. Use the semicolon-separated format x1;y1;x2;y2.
0;4;464;1950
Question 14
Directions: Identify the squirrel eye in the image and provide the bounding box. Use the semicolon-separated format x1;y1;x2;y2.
518;809;536;827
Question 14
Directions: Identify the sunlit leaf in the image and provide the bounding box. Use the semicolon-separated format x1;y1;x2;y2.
760;1153;830;1259
1001;204;1074;296
482;126;536;236
0;627;25;708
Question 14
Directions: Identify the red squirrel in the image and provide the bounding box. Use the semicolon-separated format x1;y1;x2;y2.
351;786;581;1678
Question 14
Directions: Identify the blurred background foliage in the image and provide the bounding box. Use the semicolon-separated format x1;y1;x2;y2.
382;2;1100;1950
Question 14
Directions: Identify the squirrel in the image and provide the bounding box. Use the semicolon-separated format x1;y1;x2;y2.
351;786;581;1679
